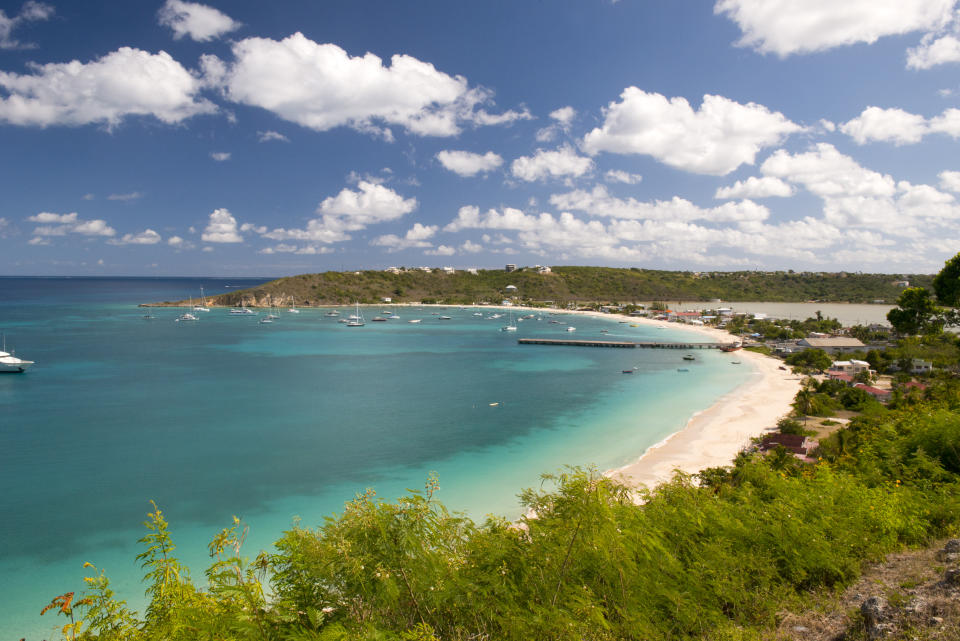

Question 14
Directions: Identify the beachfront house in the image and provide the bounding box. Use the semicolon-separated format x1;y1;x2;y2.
797;337;865;354
829;359;871;375
757;433;818;461
853;383;892;402
670;311;703;324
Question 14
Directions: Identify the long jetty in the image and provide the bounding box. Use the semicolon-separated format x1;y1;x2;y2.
518;338;737;349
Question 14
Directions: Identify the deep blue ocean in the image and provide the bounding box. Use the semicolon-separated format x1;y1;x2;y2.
0;277;751;639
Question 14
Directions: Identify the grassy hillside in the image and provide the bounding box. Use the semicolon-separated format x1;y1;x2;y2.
159;267;933;307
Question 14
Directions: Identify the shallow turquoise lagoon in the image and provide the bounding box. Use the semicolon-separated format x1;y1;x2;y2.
0;278;751;639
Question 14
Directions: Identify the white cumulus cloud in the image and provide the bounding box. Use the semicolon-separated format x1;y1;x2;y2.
436;150;503;177
581;88;801;175
425;244;456;256
908;33;960;68
262;181;417;250
550;185;771;224
372;222;438;251
210;151;231;161
0;1;54;50
511;145;593;182
26;211;116;240
604;169;643;184
761;143;960;233
213;33;523;139
202;208;243;243
257;130;289;143
939;170;960;192
0;47;217;127
158;0;240;42
714;0;955;57
840;106;930;145
714;176;795;199
110;229;162;245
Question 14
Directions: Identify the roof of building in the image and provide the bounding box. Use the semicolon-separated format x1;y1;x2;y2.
758;433;809;455
800;337;866;348
854;383;891;397
828;372;854;382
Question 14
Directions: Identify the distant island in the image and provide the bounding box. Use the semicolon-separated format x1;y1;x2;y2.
143;266;933;307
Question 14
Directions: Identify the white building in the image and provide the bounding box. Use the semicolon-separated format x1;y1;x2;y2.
797;337;865;354
911;359;933;375
829;360;871;375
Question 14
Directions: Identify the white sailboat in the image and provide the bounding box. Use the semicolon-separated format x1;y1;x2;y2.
0;334;33;373
176;298;199;322
500;309;517;332
346;302;365;327
288;296;300;314
230;300;256;315
193;287;211;312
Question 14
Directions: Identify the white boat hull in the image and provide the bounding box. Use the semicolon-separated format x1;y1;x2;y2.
0;358;33;373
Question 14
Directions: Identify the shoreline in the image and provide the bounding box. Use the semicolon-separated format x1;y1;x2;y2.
140;299;801;488
417;303;803;488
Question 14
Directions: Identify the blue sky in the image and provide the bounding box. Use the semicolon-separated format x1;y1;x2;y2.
2;0;960;276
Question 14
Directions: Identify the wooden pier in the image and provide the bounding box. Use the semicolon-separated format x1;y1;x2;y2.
518;338;735;350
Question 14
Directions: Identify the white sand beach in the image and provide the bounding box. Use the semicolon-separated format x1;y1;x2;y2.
310;302;801;489
458;304;803;489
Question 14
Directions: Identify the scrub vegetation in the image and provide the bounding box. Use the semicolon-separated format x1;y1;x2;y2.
180;267;933;307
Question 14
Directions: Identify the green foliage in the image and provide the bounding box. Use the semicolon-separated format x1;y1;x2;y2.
887;287;945;336
785;349;833;372
932;251;960;307
777;417;809;436
44;389;960;641
184;267;935;308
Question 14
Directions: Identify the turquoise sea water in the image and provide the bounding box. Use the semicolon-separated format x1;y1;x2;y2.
1;278;752;639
